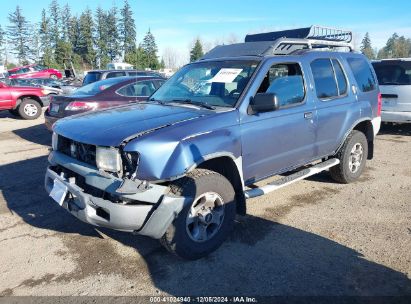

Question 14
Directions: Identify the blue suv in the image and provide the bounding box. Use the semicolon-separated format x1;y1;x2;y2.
45;26;381;259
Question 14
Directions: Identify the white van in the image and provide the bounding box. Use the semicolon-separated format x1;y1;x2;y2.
372;59;411;123
106;63;134;70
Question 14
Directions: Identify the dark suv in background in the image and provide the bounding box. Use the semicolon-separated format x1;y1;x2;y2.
82;70;164;86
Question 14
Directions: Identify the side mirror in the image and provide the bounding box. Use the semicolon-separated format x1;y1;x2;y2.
248;93;279;115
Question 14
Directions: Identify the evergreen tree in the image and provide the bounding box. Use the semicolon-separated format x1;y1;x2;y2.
95;7;110;68
378;33;411;59
30;24;41;62
140;29;159;69
360;33;374;59
48;0;60;49
125;46;147;69
106;6;120;61
39;9;54;67
61;3;72;43
68;15;80;52
120;0;136;57
190;39;204;62
77;8;96;68
7;6;32;64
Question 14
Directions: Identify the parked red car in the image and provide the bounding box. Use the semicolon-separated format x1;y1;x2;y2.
0;82;51;119
44;76;166;130
8;64;63;80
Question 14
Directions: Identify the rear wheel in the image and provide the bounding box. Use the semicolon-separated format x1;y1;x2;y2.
161;169;236;260
50;74;58;80
18;98;42;120
330;130;368;183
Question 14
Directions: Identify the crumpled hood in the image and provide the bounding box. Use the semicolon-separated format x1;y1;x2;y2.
54;103;209;146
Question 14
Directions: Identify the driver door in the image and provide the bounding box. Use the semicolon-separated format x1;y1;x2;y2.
240;60;317;184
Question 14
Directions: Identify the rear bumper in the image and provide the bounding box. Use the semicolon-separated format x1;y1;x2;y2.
45;151;187;238
44;110;60;131
381;111;411;123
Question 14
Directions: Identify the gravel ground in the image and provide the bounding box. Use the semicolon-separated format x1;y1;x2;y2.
0;111;410;297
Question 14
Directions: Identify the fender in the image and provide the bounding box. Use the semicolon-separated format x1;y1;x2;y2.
333;116;374;155
123;110;242;182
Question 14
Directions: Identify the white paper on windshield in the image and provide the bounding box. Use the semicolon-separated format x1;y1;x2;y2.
209;68;243;83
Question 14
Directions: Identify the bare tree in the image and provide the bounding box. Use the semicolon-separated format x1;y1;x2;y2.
162;47;179;69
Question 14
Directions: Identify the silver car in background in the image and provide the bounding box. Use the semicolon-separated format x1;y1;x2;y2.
372;59;411;123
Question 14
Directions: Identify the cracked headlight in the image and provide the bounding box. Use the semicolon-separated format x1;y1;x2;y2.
96;147;121;172
52;132;58;151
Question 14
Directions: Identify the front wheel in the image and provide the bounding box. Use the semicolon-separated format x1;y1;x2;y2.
329;130;368;183
50;74;58;80
161;169;236;260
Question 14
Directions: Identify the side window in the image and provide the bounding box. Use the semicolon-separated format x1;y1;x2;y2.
332;59;348;95
106;72;126;79
117;81;157;97
311;59;338;99
256;63;305;107
347;57;376;92
127;71;137;77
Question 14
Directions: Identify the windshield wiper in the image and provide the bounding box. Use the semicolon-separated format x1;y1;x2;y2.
170;99;216;110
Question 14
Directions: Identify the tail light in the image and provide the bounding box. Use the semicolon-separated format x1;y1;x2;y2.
377;93;382;116
65;101;98;111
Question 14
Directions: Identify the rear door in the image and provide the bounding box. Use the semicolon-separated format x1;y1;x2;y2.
240;59;317;184
311;57;359;157
372;60;411;112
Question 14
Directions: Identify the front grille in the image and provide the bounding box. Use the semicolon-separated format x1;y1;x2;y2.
57;135;97;167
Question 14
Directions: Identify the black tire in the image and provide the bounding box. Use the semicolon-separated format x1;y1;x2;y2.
329;130;368;184
161;169;237;260
17;98;42;120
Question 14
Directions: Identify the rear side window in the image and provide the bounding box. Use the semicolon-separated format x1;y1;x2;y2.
372;61;411;85
117;80;157;97
347;57;376;92
106;71;126;79
311;59;338;98
332;59;348;95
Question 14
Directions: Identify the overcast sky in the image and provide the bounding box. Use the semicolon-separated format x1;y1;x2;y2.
1;0;410;65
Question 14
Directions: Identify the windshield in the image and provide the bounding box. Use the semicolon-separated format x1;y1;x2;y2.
150;60;259;108
71;77;127;96
372;61;411;85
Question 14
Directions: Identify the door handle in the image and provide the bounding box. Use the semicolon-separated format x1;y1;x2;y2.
304;112;313;119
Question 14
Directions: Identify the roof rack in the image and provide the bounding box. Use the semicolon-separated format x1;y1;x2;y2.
201;25;353;60
245;25;353;55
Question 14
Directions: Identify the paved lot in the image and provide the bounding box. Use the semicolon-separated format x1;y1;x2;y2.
0;111;410;296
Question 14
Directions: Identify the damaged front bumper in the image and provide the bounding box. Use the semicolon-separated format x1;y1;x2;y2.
45;151;186;238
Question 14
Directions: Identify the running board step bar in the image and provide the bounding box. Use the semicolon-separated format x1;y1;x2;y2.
244;158;340;199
